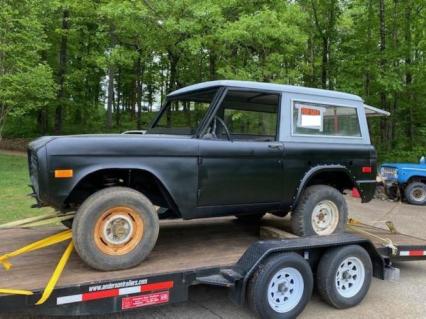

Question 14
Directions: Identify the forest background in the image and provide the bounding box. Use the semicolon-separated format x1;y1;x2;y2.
1;0;425;162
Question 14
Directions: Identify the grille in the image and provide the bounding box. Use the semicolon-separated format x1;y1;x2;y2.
28;150;40;196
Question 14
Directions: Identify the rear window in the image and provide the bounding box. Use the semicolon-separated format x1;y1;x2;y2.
292;101;361;137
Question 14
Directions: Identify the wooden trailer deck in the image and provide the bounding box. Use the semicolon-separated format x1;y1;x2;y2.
1;216;425;292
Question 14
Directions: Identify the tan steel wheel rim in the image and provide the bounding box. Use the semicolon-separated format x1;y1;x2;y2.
411;188;426;202
94;206;144;256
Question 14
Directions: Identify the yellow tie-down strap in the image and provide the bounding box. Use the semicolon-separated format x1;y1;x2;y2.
0;230;73;305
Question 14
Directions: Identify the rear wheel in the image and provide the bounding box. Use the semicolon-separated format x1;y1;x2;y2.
316;245;372;309
404;182;426;205
73;187;159;271
291;185;348;236
247;253;313;319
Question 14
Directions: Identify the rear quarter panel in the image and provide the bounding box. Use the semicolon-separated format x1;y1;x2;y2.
278;92;376;205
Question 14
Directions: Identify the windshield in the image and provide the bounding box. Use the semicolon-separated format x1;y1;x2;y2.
148;89;218;135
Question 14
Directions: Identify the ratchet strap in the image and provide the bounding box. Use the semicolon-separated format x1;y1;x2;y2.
0;212;75;229
347;218;398;256
0;229;73;305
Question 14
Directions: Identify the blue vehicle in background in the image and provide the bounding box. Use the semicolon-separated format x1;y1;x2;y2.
380;156;426;205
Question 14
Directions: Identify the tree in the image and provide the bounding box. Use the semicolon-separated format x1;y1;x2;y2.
0;0;56;138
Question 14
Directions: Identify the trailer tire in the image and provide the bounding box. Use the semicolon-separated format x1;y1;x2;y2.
404;182;426;205
316;245;372;309
291;185;347;236
73;187;159;271
247;253;313;319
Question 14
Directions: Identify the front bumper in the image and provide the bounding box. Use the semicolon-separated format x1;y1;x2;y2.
383;180;400;200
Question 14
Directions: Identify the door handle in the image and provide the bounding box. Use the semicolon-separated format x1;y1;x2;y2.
268;144;282;150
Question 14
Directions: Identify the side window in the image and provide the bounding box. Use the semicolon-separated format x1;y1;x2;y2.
292;101;361;137
213;90;279;141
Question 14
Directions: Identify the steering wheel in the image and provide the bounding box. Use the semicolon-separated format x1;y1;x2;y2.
209;116;232;141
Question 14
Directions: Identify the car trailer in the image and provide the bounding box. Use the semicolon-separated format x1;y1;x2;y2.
1;217;426;319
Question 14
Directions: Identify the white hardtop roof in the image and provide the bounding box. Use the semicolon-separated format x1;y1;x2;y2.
168;80;363;102
364;104;390;117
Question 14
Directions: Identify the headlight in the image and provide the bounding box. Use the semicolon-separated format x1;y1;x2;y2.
381;167;398;179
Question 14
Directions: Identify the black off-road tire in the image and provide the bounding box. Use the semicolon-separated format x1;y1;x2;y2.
316;245;372;309
291;185;348;237
236;213;266;223
73;187;159;271
247;253;313;319
404;182;426;205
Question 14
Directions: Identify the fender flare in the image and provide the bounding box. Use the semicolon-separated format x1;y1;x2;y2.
292;164;356;209
65;164;178;211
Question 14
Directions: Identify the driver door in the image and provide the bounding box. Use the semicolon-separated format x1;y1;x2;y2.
197;89;284;208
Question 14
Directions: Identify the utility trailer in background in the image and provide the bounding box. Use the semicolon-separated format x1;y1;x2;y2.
0;217;426;319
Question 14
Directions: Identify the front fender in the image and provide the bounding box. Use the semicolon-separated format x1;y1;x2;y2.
398;169;426;184
46;155;198;215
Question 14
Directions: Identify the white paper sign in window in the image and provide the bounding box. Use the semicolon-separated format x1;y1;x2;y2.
296;104;325;131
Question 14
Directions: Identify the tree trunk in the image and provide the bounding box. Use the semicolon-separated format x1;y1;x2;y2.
37;108;48;134
364;0;374;99
321;37;328;89
106;65;114;129
209;49;217;80
135;53;145;130
404;2;413;149
167;51;179;127
379;0;388;148
54;9;69;134
0;103;8;139
115;69;121;127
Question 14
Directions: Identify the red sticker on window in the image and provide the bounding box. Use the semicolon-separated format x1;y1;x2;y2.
122;291;170;310
301;107;321;116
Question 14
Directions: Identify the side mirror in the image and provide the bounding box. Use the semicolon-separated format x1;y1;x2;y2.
420;156;426;165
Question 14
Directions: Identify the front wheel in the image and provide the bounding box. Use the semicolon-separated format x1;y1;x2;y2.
404;182;426;205
73;187;159;271
291;185;348;237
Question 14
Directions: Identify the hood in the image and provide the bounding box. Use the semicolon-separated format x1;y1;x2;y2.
382;163;426;170
28;136;57;151
38;133;196;157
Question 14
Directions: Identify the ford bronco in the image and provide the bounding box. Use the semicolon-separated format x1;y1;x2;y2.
28;80;377;270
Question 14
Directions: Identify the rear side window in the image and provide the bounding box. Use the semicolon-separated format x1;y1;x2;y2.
292;101;361;137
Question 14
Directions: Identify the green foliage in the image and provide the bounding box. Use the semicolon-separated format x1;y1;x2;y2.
0;0;425;163
0;0;56;136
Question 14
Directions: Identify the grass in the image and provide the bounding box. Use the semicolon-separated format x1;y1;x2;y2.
0;152;53;224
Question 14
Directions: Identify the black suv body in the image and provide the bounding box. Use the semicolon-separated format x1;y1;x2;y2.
28;80;377;270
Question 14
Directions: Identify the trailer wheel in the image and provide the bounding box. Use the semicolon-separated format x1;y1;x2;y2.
73;187;159;271
291;185;347;236
316;245;372;309
247;253;313;319
404;182;426;205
